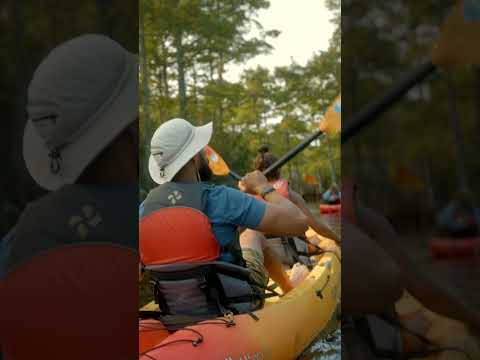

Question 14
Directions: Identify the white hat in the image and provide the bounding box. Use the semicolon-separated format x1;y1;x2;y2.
23;34;138;190
148;119;212;184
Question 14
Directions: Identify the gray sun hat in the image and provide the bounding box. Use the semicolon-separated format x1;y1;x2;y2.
23;34;138;190
148;118;212;184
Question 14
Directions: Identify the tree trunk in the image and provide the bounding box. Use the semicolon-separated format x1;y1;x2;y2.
157;35;170;99
174;30;187;118
140;6;152;187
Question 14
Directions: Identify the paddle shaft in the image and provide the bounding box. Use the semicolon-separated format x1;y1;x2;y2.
342;61;436;144
228;170;242;181
262;129;324;177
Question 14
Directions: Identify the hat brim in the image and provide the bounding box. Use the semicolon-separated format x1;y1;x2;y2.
148;122;213;185
23;53;138;191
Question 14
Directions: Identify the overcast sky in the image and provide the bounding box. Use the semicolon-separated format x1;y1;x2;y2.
224;0;335;81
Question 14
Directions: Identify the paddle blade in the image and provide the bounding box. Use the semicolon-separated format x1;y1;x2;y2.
389;165;426;192
320;95;341;134
304;175;319;185
204;145;230;176
432;0;480;66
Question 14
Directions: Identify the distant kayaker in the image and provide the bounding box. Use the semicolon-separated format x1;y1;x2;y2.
140;119;311;296
436;190;479;238
322;183;341;204
253;145;340;242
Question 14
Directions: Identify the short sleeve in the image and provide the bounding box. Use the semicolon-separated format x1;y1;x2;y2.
206;186;266;229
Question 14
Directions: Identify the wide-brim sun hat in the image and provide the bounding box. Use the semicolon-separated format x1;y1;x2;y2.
148;119;212;184
23;34;138;190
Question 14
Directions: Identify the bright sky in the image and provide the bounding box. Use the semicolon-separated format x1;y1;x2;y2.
224;0;335;82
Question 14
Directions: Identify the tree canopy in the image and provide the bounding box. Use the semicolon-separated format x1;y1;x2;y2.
140;0;341;194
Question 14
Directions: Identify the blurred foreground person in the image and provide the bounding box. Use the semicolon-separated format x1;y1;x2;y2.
342;179;480;359
0;34;138;360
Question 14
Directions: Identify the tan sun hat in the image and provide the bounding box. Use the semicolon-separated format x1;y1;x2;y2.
23;34;138;190
148;118;212;184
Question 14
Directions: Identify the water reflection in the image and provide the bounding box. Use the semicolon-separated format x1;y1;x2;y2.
299;330;341;360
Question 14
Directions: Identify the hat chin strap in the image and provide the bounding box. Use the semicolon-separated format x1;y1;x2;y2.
195;161;201;182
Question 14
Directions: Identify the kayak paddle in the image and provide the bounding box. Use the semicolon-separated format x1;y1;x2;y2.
206;94;340;180
205;146;341;246
342;1;480;144
263;95;341;177
204;145;242;181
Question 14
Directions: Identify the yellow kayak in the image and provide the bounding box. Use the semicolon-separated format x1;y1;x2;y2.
139;228;341;359
396;292;480;359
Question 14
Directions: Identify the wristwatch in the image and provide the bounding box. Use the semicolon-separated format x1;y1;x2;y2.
259;185;276;199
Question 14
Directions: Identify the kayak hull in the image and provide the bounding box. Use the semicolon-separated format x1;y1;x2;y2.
429;236;480;258
396;292;480;359
139;236;341;360
139;319;169;354
319;204;341;214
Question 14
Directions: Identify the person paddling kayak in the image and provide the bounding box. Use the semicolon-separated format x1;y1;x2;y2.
342;179;480;359
140;119;310;296
253;145;340;243
435;190;479;238
322;183;341;204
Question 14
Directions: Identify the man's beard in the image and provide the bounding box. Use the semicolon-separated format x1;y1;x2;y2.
198;156;213;182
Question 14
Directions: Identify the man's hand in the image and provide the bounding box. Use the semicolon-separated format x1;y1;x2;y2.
238;170;270;195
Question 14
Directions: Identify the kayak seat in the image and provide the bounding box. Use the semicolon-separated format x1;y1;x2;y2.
139;207;264;331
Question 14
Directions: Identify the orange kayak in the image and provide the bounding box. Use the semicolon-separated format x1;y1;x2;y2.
319;204;341;214
429;236;480;258
138;231;341;360
139;319;169;355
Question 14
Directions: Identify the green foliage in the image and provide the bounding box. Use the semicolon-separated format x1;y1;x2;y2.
342;1;480;218
140;0;341;193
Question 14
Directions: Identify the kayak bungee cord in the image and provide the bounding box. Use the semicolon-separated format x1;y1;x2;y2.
315;273;331;299
139;315;236;330
140;327;204;359
141;318;239;358
140;267;339;359
294;236;341;263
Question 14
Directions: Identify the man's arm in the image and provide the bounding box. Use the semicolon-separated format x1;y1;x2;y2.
239;171;308;236
358;204;480;332
289;190;340;242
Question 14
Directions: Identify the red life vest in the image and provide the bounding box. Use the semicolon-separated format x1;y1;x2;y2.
254;178;290;202
140;207;220;266
270;179;290;199
140;183;244;266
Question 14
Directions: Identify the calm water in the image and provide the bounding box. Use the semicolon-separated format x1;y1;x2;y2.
402;235;480;309
299;329;341;360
